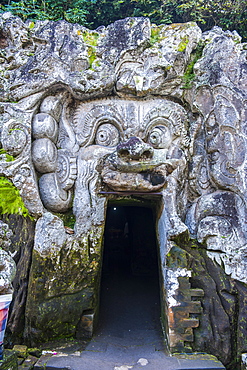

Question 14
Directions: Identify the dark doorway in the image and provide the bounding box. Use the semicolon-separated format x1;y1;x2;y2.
97;205;163;345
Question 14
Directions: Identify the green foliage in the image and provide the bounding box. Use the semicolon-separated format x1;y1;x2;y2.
150;26;163;45
160;0;247;40
82;30;99;46
0;0;246;40
182;40;204;88
177;35;189;52
0;0;91;25
0;176;32;218
0;149;15;162
55;210;76;228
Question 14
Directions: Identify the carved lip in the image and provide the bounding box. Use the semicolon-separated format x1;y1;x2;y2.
101;168;167;192
104;150;168;173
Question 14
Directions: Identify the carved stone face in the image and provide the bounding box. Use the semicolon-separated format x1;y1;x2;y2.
205;106;246;192
190;191;247;281
76;98;188;191
32;96;188;216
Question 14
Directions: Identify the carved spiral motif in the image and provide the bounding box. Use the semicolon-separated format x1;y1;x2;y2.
39;173;72;212
74;102;123;147
148;125;172;149
95;123;120;147
143;103;189;148
31;96;77;213
1;120;27;156
39;96;62;121
56;150;77;190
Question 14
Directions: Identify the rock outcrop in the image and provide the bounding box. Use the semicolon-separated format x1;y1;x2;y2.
0;13;247;368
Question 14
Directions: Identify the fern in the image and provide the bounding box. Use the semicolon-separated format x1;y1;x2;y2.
0;177;32;218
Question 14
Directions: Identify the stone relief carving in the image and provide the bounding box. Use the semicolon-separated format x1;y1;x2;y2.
32;97;189;237
31;95;77;212
0;13;247;366
187;191;247;283
205;98;246;194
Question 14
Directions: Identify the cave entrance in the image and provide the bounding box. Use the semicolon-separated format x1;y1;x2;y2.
98;204;164;346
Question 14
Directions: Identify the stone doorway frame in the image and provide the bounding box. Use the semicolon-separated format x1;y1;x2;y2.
90;194;170;350
81;192;204;354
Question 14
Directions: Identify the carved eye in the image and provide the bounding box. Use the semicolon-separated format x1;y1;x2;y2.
95;123;119;147
148;125;171;149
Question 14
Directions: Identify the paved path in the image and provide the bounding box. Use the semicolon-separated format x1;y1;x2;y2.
35;271;225;370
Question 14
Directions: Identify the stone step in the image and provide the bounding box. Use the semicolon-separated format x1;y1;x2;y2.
18;355;39;369
89;329;164;348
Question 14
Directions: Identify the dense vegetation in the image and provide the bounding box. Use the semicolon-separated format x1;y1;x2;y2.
0;0;246;40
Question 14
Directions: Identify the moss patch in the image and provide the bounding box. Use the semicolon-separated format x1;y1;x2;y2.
78;30;100;69
182;41;204;89
81;31;99;47
177;36;189;52
150;26;164;46
54;210;76;229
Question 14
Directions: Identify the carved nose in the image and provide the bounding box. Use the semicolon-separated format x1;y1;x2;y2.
117;137;153;160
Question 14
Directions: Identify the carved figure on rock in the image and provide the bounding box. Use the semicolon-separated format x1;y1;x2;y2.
205;96;246;195
1;13;247;365
36;97;189;237
187;191;247;283
31;95;189;237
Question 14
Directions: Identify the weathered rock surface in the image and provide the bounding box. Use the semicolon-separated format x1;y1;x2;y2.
0;12;247;369
0;220;16;294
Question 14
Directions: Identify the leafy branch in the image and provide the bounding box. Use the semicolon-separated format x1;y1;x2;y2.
0;176;32;218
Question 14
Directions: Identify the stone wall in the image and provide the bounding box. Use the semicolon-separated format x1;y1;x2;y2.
0;13;247;369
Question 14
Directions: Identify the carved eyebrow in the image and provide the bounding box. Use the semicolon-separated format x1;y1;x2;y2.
142;104;189;147
74;103;124;147
143;106;178;135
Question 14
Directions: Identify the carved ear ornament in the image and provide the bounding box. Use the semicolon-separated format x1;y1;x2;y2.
31;96;77;213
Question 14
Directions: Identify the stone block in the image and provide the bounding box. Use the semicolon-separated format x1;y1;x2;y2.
18;355;39;370
76;311;95;339
34;355;68;370
12;345;28;358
